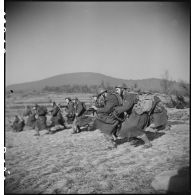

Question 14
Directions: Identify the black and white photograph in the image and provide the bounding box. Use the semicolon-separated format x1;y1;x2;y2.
4;1;190;194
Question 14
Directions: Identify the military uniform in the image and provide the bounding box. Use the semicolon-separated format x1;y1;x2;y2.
50;104;65;132
112;87;151;147
11;116;25;132
65;101;75;123
34;105;48;135
23;106;36;129
93;92;123;136
73;100;93;133
113;91;138;118
50;104;65;126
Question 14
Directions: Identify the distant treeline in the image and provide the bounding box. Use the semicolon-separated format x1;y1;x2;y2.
42;81;189;97
43;84;114;94
42;82;156;94
7;80;189;97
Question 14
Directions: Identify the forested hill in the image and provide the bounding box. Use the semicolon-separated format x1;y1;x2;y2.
6;72;187;94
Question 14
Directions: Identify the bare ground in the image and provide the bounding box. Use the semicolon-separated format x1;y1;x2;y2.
5;108;189;194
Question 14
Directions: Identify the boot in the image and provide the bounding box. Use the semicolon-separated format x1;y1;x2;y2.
76;126;81;133
72;126;77;134
139;134;152;148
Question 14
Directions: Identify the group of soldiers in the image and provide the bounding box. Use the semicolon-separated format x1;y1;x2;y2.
11;85;169;149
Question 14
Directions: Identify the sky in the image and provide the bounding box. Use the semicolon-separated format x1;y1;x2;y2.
5;1;190;85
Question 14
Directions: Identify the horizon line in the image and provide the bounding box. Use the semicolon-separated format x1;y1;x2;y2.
6;71;189;87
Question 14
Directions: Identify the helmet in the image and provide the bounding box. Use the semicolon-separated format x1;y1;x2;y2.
97;88;107;96
65;97;71;101
32;104;38;110
115;85;128;90
115;85;123;89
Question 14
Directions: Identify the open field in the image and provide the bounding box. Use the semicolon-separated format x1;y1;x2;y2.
5;93;190;194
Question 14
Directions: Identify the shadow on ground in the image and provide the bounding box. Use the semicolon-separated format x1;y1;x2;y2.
115;131;165;147
47;125;72;135
168;166;190;194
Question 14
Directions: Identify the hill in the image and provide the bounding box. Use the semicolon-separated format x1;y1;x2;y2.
6;72;185;93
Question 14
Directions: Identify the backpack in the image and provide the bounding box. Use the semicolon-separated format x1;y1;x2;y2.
133;94;155;115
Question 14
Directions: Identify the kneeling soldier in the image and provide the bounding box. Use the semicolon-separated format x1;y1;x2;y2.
49;102;66;134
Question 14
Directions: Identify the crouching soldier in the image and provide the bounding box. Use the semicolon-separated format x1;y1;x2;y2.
89;88;124;148
72;97;93;134
23;105;36;129
11;115;25;132
33;104;48;136
64;97;76;124
114;85;152;148
49;102;66;134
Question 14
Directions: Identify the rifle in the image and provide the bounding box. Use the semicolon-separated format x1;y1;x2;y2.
87;107;97;116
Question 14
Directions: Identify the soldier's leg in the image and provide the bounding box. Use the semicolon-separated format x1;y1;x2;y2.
137;133;152;148
72;124;77;134
34;126;40;136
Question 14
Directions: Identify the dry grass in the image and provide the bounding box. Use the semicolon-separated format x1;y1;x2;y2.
5;93;190;194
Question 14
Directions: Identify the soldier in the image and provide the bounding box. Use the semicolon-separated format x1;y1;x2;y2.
64;97;76;124
112;85;139;138
72;97;92;134
49;102;66;134
11;115;25;132
114;85;152;148
88;94;105;116
23;105;36;129
175;95;185;109
33;104;48;136
90;88;123;148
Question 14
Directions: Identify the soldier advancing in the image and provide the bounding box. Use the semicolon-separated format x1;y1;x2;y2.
113;85;152;148
11;115;25;132
90;88;123;147
88;94;105;116
33;104;48;136
49;102;66;134
72;97;93;134
64;97;76;124
23;105;36;129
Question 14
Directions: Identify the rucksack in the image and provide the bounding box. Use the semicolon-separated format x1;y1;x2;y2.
133;94;155;115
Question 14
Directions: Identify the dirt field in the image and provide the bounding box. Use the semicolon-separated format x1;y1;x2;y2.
5;93;190;194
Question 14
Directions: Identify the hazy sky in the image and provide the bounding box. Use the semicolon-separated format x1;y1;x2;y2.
6;1;190;85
